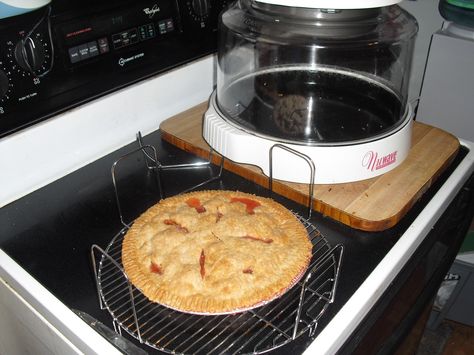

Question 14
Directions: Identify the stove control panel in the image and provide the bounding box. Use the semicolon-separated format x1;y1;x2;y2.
0;0;230;138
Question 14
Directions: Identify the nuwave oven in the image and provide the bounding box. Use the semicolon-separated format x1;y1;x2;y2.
0;1;474;354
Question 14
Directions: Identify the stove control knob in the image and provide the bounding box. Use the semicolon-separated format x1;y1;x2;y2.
187;0;211;26
14;36;46;73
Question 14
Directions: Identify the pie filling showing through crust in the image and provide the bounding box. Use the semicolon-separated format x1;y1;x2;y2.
122;190;313;314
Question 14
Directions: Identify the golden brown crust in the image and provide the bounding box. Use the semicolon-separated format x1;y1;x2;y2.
122;190;312;314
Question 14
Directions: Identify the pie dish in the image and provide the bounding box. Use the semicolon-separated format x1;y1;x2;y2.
122;190;313;314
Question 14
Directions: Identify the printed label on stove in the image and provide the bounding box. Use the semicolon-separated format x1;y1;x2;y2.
143;4;160;18
362;150;398;171
118;52;145;67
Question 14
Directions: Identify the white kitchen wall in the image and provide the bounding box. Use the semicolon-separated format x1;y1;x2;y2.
401;0;444;107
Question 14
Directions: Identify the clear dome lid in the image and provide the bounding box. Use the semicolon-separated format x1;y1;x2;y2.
216;0;418;145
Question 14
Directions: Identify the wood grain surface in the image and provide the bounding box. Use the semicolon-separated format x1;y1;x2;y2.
160;102;460;231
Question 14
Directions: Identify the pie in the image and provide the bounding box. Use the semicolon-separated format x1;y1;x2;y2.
122;190;313;314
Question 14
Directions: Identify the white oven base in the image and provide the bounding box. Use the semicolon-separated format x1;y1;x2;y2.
203;92;414;184
0;250;121;355
0;277;82;355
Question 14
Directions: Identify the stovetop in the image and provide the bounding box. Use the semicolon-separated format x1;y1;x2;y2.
0;128;469;354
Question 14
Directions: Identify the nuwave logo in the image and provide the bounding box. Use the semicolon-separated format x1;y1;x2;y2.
362;150;398;171
143;4;160;18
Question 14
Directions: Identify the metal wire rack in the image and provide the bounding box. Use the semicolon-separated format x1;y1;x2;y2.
91;134;343;354
92;218;342;354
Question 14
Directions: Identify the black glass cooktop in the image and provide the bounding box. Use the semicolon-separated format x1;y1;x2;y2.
0;129;470;354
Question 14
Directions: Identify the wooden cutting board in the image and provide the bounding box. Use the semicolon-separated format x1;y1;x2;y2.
160;102;460;231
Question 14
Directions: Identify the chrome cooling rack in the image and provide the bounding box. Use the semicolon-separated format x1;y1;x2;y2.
91;134;343;354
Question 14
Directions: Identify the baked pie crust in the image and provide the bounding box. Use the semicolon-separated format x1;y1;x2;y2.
122;190;313;314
